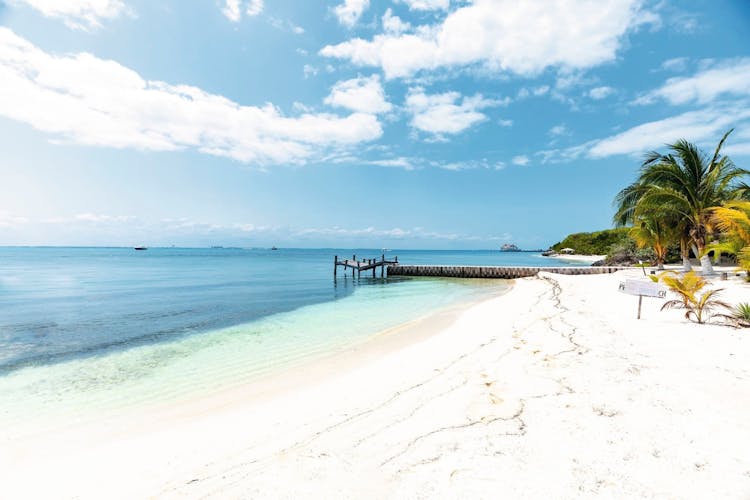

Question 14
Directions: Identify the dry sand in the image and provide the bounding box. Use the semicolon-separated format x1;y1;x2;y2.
3;268;750;499
547;253;607;264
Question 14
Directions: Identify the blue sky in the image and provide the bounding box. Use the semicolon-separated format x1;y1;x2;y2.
0;0;749;248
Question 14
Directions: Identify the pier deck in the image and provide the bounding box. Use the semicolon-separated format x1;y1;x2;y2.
334;254;398;278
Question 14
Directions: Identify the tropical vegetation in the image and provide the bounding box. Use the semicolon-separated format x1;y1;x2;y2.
659;271;731;324
628;213;679;270
550;228;631;256
727;302;750;328
709;200;750;274
613;130;749;275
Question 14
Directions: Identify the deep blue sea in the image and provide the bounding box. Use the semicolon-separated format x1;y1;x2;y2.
0;247;583;432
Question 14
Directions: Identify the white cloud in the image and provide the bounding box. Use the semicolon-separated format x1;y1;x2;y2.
222;0;242;21
670;10;698;34
74;213;135;223
512;155;530;166
548;124;569;136
246;0;263;17
635;58;750;106
538;105;750;163
322;0;657;79
498;119;513;127
434;159;506;171
267;16;305;34
11;0;127;30
295;224;504;242
361;156;506;171
325;75;392;114
334;0;370;28
382;8;411;34
0;28;382;166
397;0;450;11
588;86;615;100
222;0;263;21
517;85;550;99
366;157;416;169
725;143;750;157
660;56;688;72
555;71;594;90
588;106;750;158
292;101;313;113
405;88;506;136
303;64;318;78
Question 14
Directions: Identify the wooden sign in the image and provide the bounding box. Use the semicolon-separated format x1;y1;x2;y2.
618;279;667;319
618;279;667;298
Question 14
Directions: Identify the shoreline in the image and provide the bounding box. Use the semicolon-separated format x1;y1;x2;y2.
3;270;750;498
0;276;509;433
0;281;512;460
136;282;513;419
545;253;606;264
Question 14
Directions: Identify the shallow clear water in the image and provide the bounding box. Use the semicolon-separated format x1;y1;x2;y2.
0;247;583;430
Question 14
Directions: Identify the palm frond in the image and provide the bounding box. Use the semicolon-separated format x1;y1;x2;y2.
709;129;734;167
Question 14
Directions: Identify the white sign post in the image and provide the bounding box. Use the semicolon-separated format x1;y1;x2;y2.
618;279;667;319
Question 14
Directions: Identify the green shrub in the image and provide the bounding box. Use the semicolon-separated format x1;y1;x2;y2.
551;228;633;255
604;238;656;265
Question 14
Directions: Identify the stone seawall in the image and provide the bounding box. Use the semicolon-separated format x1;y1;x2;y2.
386;265;627;279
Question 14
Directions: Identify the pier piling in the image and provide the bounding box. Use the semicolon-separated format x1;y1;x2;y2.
333;254;399;280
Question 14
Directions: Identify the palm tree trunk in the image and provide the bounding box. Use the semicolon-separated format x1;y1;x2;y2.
682;255;692;271
681;239;692;272
654;245;665;272
697;243;715;275
700;254;715;275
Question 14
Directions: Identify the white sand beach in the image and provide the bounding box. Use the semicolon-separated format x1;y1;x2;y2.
548;253;607;264
3;268;750;499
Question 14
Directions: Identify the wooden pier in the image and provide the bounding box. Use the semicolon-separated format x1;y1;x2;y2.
334;254;398;278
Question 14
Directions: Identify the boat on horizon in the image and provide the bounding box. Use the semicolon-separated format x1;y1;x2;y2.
271;246;278;251
134;246;148;251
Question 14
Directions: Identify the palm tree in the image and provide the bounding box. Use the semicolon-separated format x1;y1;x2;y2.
629;213;677;270
614;130;748;274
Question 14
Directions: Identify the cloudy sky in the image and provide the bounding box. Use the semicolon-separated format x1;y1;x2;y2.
0;0;749;248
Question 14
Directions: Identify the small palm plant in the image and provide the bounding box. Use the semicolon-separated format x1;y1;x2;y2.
660;271;731;324
728;302;750;328
660;271;707;307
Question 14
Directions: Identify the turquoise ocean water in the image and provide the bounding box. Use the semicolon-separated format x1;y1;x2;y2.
0;247;583;432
